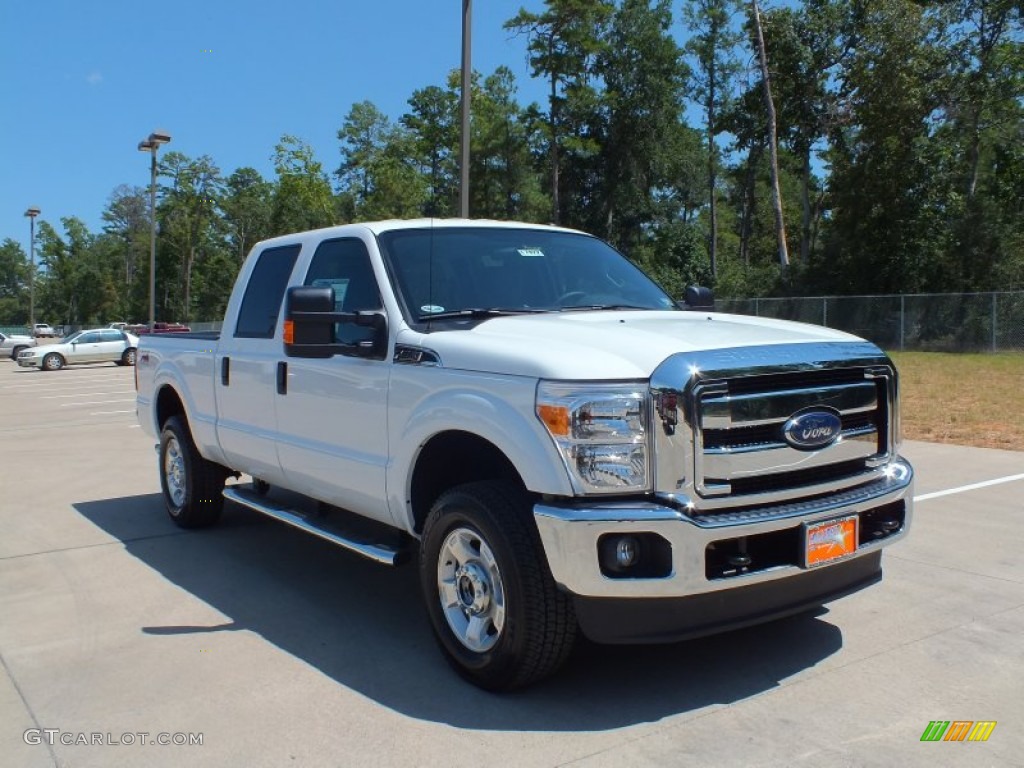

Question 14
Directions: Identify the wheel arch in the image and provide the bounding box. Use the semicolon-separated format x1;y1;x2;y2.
155;384;187;432
409;431;525;535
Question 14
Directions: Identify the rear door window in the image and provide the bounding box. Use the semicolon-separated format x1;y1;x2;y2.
235;244;301;338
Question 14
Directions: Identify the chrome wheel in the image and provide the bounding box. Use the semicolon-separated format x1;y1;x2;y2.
163;435;187;509
437;527;506;653
43;353;63;371
124;348;136;365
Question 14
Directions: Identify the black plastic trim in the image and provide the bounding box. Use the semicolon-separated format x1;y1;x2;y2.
573;550;882;644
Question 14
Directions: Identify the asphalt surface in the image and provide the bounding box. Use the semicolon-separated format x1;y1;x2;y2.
0;360;1021;767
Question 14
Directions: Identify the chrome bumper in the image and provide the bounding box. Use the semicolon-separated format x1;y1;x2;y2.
534;457;913;599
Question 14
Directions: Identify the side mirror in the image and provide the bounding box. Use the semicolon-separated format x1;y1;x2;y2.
286;286;335;356
284;286;388;360
679;285;715;311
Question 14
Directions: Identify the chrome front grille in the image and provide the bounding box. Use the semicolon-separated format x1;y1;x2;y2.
695;369;889;497
651;342;899;511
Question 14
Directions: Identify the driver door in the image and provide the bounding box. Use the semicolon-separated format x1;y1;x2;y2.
69;331;102;363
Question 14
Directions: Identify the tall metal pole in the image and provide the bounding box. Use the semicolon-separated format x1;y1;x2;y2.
459;0;472;218
23;207;40;329
139;130;169;332
29;216;36;327
148;146;158;332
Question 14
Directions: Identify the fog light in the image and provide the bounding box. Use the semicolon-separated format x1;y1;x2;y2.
615;537;639;567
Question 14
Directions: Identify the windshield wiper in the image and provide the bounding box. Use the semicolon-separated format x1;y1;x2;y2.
559;304;654;312
420;308;551;321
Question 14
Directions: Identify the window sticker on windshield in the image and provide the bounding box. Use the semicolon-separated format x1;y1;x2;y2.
420;304;445;314
311;278;349;310
517;247;544;257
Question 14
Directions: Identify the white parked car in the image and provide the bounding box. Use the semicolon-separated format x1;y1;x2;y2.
17;328;139;371
0;331;37;360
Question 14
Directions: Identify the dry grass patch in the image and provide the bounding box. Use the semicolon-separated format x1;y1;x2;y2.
889;351;1024;451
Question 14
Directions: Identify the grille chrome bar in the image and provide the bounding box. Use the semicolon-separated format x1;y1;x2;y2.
702;427;878;483
701;381;877;429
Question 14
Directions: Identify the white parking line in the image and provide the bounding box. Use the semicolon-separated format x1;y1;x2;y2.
0;376;132;389
90;409;136;415
60;398;136;407
915;473;1024;502
42;391;134;399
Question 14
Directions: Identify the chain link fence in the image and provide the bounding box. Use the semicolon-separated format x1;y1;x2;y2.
718;292;1024;352
6;293;1024;352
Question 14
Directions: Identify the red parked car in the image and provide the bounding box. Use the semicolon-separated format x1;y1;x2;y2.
130;322;192;335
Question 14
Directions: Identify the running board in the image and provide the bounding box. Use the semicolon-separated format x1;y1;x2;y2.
223;487;410;566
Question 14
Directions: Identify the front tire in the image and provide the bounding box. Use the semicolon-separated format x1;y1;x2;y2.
420;481;576;691
43;352;64;371
159;415;227;528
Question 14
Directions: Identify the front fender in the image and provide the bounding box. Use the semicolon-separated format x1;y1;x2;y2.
386;367;572;531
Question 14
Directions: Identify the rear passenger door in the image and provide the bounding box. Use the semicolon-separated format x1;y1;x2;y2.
97;329;126;361
215;243;301;485
274;237;391;523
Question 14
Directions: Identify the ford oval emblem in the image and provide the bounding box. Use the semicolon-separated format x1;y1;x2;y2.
783;407;842;450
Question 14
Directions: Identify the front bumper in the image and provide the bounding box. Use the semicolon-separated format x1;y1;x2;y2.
18;357;40;368
573;550;882;644
533;457;913;601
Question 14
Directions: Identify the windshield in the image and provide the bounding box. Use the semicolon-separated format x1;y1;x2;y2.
61;332;82;344
378;227;675;324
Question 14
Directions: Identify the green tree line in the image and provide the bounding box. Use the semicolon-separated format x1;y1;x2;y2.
1;0;1020;326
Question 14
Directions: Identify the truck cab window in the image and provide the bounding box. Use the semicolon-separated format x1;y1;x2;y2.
304;238;382;348
235;244;301;338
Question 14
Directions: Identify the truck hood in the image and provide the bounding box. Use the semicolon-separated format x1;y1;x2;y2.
402;310;868;380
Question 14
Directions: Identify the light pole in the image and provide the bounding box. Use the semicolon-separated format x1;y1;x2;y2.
23;207;40;329
138;130;171;331
459;0;471;218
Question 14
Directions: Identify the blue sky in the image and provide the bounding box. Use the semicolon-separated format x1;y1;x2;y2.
0;0;550;251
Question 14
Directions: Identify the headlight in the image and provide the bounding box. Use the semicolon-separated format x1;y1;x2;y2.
536;381;651;494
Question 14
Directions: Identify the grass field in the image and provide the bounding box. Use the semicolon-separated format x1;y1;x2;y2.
889;351;1024;451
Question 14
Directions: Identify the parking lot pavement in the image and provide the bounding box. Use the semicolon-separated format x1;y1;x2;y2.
0;359;1021;767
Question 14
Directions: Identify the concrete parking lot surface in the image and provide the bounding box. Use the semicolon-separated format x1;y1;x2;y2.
0;360;1021;767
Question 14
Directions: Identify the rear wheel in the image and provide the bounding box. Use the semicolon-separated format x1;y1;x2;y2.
42;353;64;371
119;348;136;366
420;480;577;691
160;415;227;528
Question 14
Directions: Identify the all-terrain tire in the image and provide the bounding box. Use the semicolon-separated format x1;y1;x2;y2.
159;415;228;528
420;480;577;691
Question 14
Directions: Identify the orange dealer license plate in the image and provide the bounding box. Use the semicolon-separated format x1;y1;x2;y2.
803;515;859;568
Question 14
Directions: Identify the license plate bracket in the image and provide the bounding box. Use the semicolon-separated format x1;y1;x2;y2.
803;515;859;568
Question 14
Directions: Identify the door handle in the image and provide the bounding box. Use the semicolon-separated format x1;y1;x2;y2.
276;361;287;395
221;356;230;386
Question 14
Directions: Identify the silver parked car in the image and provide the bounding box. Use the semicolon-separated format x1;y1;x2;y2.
17;329;139;371
0;331;37;360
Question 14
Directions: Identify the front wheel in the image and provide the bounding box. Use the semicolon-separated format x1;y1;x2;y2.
420;481;576;691
159;415;227;528
42;352;64;371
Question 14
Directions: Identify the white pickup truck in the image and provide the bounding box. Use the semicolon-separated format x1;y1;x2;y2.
136;219;913;690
